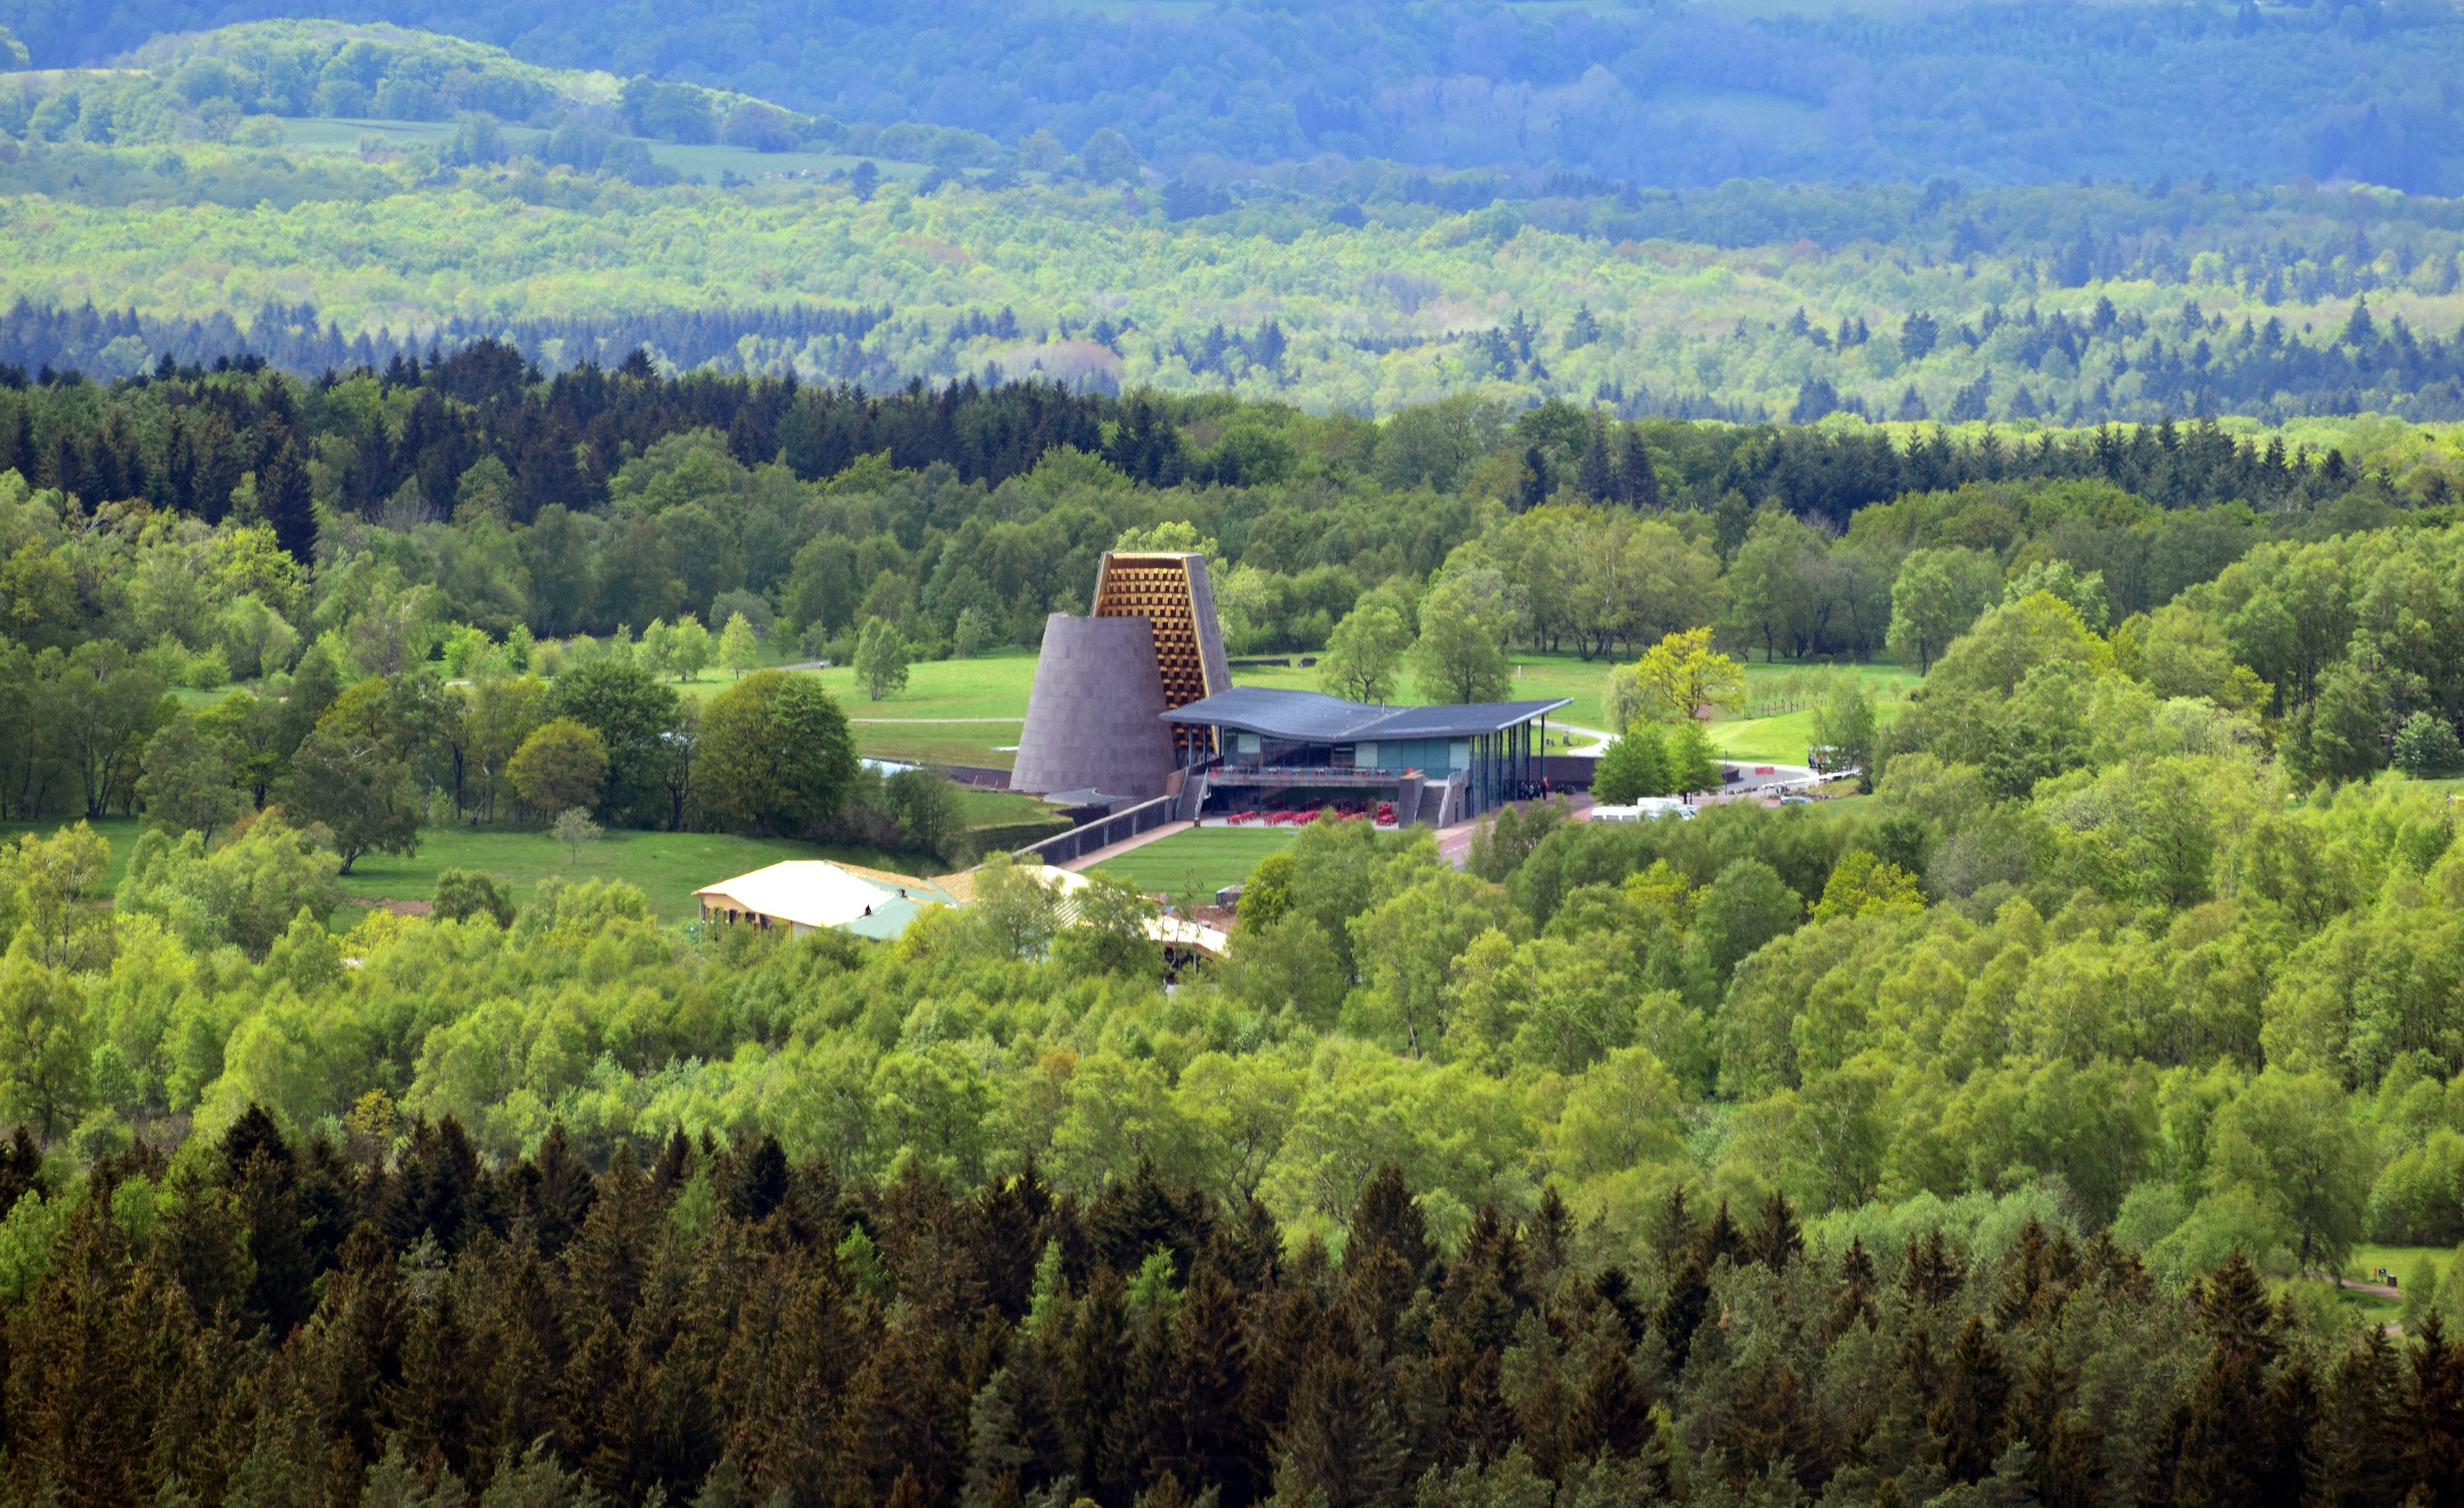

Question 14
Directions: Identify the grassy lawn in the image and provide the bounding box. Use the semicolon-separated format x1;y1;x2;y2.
168;640;1926;787
1712;700;1910;765
2;815;936;926
799;648;1041;719
958;787;1056;826
2347;1243;2452;1287
786;649;1039;768
785;646;1928;765
1084;826;1294;904
1217;651;1921;736
2301;1242;2450;1326
0;816;145;890
1229;654;1619;727
333;825;937;924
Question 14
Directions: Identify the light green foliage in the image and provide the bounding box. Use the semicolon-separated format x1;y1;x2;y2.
0;938;90;1139
1689;857;1803;1004
1174;1050;1304;1207
853;617;911;701
637;618;676;680
1224;913;1345;1027
1548;1046;1689;1187
1051;867;1158;977
1625;628;1745;724
2005;559;2112;632
1886;547;2003;674
1317;589;1412;704
2393;710;2463;779
1349;866;1521;1058
0;1187;70;1302
1809;850;1922;925
1025;1238;1064;1333
432;867;515;928
552;807;600;863
1810;676;1878;787
1593;724;1672;803
716;611;759;678
116;808;340;958
507;717;608;817
439;623;493;679
950;606;986;660
1667;720;1721;793
1408;572;1513;705
1125;1246;1179;1323
0;821;111;969
669;613;711;682
968;852;1060;959
2204;1068;2375;1271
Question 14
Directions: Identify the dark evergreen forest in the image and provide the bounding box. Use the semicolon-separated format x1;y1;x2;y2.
9;1113;2462;1508
0;340;2364;559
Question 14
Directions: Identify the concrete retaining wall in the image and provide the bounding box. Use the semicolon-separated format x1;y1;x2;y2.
1015;794;1180;865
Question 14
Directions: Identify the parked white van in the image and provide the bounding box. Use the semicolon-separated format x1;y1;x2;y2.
1588;798;1696;822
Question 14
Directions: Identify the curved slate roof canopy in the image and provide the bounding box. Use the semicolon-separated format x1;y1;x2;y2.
1163;687;1570;742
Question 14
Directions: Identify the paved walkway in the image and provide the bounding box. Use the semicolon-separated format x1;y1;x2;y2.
1437;793;1596;867
1056;820;1193;872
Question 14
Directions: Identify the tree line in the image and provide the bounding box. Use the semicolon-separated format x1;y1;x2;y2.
11;0;2464;190
13;1115;2463;1508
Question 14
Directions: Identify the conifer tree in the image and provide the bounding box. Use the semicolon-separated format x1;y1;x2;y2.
1346;1164;1435;1281
1569;1340;1654;1460
1578;419;1613;503
1827;1237;1878;1340
1745;1189;1802;1271
726;1134;790;1223
1928;1315;2011;1483
152;1160;250;1324
235;1150;313;1340
1615;428;1660;508
567;1142;655;1328
1900;1228;1964;1306
258;435;317;563
2011;1333;2103;1508
1273;1352;1408;1508
1162;1266;1256;1503
1697;1198;1745;1267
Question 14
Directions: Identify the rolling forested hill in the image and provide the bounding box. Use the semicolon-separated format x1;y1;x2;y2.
0;17;2457;424
4;0;2464;190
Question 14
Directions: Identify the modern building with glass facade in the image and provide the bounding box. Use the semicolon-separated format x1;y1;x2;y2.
1161;686;1569;825
1012;550;1565;825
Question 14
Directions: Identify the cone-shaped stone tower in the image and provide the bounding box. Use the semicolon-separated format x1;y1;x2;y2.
1010;551;1230;799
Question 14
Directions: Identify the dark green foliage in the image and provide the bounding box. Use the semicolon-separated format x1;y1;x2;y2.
545;657;683;828
432;867;516;927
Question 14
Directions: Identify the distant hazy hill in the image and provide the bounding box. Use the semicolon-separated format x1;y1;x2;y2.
4;0;2464;189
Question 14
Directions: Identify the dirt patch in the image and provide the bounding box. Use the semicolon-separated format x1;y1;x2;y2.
348;896;434;917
